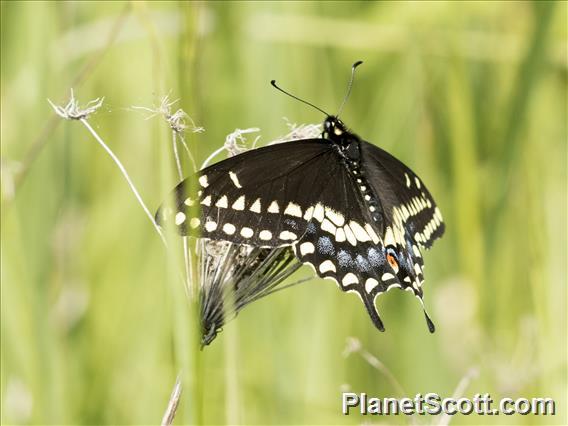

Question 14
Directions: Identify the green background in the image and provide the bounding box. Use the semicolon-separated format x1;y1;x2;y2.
1;1;566;425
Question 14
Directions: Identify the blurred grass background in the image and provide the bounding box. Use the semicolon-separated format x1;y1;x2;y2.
1;1;566;425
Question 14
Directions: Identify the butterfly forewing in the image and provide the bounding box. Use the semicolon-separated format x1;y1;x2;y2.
361;142;445;250
157;139;335;247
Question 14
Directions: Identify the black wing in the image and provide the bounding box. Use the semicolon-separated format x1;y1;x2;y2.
288;155;395;331
361;141;445;250
357;141;445;308
156;139;337;247
286;145;443;332
156;137;443;332
157;138;401;331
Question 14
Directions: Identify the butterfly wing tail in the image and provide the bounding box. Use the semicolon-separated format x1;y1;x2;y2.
360;291;385;332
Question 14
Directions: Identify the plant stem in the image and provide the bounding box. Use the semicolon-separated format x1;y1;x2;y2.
161;374;183;426
79;118;167;246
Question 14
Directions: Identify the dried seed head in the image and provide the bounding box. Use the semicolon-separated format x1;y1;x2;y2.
48;89;104;120
132;95;204;134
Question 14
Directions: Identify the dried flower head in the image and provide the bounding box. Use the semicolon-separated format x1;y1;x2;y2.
132;95;205;134
48;89;104;120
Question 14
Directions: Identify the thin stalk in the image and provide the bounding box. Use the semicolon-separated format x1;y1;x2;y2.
358;348;407;399
177;133;198;173
201;146;226;170
172;131;192;292
78;118;167;246
161;374;183;426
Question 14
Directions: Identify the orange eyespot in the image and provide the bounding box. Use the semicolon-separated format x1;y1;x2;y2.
386;246;400;273
387;253;398;269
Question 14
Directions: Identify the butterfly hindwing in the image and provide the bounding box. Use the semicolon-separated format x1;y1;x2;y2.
289;158;401;331
357;140;444;294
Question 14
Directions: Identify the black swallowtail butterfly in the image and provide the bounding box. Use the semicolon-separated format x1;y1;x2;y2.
156;62;445;332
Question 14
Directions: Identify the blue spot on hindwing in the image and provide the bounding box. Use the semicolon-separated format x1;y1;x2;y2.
317;236;335;256
306;222;317;235
355;254;371;272
367;247;385;267
337;250;354;268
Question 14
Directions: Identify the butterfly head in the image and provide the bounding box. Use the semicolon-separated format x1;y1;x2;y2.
324;116;345;137
323;116;358;146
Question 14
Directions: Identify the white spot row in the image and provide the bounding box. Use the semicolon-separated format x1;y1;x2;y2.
343;272;396;289
279;230;297;240
250;199;261;213
241;227;253;238
412;244;421;258
392;195;432;225
296;248;404;293
299;242;315;255
200;197;381;249
342;273;358;286
232;196;245;211
175;212;186;225
303;202;380;247
413;208;443;244
201;196;305;219
201;218;298;242
284;202;302;218
215;195;228;208
319;260;336;273
223;223;236;235
325;207;345;226
173;212;200;229
404;173;423;190
383;226;406;248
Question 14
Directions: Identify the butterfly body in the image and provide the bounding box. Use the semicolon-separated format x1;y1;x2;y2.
157;115;444;332
323;116;386;228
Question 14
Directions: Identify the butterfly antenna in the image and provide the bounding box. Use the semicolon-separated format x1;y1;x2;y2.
271;80;330;116
337;60;363;117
